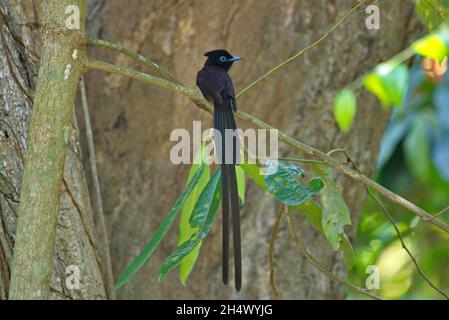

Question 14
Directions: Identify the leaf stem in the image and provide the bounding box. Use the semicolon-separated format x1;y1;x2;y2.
80;77;115;299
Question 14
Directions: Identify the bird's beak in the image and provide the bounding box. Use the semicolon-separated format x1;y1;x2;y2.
229;56;241;62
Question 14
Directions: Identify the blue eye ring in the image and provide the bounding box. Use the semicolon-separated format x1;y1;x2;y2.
219;56;227;62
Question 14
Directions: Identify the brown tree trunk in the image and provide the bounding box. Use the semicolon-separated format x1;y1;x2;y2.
85;0;422;299
0;0;106;299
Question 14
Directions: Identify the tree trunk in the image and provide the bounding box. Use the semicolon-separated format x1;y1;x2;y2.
84;0;422;299
0;0;106;299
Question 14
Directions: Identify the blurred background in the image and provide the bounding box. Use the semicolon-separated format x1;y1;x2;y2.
349;58;449;299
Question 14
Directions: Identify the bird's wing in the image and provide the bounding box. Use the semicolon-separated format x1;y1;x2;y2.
196;68;225;106
225;75;237;112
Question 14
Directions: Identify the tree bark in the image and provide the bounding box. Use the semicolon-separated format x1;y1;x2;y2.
85;0;422;299
0;0;106;300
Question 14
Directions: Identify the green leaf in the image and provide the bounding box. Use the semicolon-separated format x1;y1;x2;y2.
376;116;410;170
403;116;432;183
364;63;409;107
113;164;206;292
264;161;324;206
413;0;449;31
236;165;246;204
241;162;323;231
243;162;354;269
313;165;352;251
413;28;449;60
340;234;355;270
289;200;323;233
333;89;357;133
188;169;220;228
240;162;266;189
410;216;421;229
159;169;222;281
178;144;210;284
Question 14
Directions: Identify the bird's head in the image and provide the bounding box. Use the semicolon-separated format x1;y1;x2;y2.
204;49;241;72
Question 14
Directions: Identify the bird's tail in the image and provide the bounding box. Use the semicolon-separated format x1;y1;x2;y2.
214;108;241;292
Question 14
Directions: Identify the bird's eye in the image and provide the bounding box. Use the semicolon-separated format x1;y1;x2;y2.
219;56;227;62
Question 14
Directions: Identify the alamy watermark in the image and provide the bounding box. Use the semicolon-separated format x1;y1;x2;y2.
365;4;380;30
170;121;279;174
365;265;380;290
65;5;80;30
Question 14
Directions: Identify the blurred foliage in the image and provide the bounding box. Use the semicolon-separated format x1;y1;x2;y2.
349;59;449;299
414;0;449;31
348;1;449;299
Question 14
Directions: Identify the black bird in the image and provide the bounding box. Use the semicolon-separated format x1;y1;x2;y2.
196;49;242;291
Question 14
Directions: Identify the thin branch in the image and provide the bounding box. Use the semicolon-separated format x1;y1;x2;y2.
259;156;325;165
424;205;449;221
79;77;115;299
346;46;416;91
285;210;383;300
329;149;449;300
236;0;365;98
369;190;449;300
87;0;364;99
84;57;203;104
269;205;283;299
87;38;179;84
83;56;449;234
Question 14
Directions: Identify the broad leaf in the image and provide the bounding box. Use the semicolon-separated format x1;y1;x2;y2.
340;234;355;270
333;89;357;133
434;83;449;130
413;0;449;31
404;116;432;183
433;82;449;180
264;161;324;206
432;130;449;181
159;169;222;281
364;63;409;107
290;199;323;232
314;165;352;251
241;162;323;231
178;144;210;284
240;162;266;189
243;161;353;268
236;165;246;204
113;164;206;292
413;31;449;60
377;116;410;170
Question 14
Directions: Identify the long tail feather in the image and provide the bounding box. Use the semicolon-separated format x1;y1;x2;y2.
216;110;229;285
228;165;241;291
214;108;241;291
